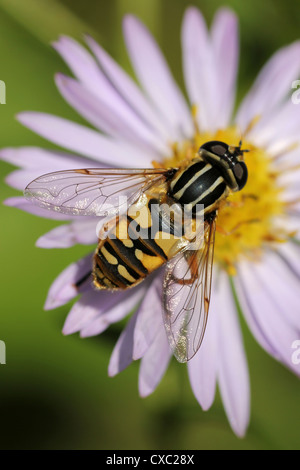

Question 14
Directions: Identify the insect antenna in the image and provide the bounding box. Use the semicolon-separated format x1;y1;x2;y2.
237;130;250;160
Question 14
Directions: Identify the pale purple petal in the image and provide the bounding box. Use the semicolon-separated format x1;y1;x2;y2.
53;35;111;98
54;35;171;157
249;100;300;152
272;213;300;237
54;34;149;125
278;166;300;190
281;175;300;205
181;7;208;123
0;146;93;169
3;146;99;191
17;112;154;167
285;214;300;235
108;310;138;377
36;218;98;248
123;15;193;140
5;169;53;190
4;197;73;220
253;249;300;331
236;41;300;131
210;8;239;127
181;7;218;132
187;299;217;411
216;272;250;437
55;73;170;156
44;252;93;310
133;273;163;360
85;34;174;143
62;289;104;335
269;144;300;168
138;327;171;397
79;283;146;337
54;35;142;117
267;139;300;160
235;264;281;359
288;205;300;218
277;241;300;278
63;282;145;337
236;258;300;375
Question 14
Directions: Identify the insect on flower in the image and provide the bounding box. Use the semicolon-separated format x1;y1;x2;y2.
25;139;248;363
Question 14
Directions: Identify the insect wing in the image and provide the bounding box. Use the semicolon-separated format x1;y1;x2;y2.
162;216;216;363
24;168;168;217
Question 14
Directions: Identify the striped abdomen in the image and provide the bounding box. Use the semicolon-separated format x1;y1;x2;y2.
93;194;187;290
169;158;228;215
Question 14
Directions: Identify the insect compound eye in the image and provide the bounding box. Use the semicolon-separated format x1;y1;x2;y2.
200;141;228;157
233;162;248;190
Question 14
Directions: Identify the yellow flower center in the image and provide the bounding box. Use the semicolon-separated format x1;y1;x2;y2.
162;125;290;275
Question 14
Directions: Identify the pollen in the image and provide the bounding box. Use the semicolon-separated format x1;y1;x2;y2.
163;126;290;275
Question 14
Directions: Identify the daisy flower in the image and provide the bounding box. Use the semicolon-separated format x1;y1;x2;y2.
2;7;300;437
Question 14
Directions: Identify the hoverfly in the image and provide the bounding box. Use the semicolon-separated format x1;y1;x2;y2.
25;141;248;363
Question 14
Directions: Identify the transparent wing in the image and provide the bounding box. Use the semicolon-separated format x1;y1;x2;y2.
24;168;169;217
162;214;216;363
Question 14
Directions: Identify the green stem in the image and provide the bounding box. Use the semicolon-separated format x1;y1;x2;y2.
0;0;98;44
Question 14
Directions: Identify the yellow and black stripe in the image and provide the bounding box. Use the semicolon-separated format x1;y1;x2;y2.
93;203;173;290
170;158;228;215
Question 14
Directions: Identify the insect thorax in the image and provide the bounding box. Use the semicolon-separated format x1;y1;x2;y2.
169;157;229;215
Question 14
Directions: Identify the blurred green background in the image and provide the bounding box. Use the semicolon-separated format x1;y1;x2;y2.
0;0;299;450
